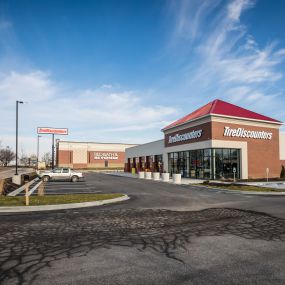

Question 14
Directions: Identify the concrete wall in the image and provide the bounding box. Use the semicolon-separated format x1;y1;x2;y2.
125;140;164;161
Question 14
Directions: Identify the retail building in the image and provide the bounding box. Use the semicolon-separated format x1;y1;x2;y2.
57;141;137;169
125;99;285;179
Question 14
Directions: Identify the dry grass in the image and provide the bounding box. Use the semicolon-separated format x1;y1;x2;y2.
0;193;124;206
202;183;284;192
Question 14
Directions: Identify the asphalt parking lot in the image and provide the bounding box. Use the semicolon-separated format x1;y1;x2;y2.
0;173;285;285
43;179;101;195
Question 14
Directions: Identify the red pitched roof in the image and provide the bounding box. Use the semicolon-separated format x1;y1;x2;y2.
163;99;282;131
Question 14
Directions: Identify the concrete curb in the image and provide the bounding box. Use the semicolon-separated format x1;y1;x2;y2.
0;194;129;213
195;185;285;196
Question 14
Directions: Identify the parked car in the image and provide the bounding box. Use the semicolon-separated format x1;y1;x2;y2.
39;168;84;182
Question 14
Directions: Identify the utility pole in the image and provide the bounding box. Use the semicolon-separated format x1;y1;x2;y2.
52;134;55;169
37;135;41;170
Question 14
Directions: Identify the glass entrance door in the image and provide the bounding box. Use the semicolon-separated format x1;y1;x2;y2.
189;150;197;179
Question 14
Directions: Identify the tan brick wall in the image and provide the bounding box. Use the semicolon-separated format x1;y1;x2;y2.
73;149;87;164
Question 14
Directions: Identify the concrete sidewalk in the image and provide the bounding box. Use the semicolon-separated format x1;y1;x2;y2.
105;172;205;184
0;168;34;180
105;172;285;195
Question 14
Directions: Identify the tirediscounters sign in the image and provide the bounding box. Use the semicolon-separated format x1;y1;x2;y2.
37;127;68;135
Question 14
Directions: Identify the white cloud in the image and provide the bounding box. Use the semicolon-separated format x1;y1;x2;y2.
100;84;113;89
0;71;58;104
171;0;221;41
170;0;285;116
227;0;254;21
0;71;178;155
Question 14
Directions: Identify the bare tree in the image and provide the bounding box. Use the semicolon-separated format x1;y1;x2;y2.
20;150;29;166
0;146;16;166
42;152;52;167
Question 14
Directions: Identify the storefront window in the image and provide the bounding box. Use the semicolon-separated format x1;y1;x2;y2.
140;157;145;170
155;155;163;173
168;148;240;180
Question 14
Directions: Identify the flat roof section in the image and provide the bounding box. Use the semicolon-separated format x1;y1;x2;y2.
58;140;138;146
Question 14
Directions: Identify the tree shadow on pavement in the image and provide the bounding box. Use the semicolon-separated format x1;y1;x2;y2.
0;208;284;284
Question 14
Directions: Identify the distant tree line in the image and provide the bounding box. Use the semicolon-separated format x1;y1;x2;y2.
0;141;52;167
0;145;15;166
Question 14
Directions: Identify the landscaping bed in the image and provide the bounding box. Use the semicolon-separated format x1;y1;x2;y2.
0;193;124;206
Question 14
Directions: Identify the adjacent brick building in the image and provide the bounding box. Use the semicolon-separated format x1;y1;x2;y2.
57;141;137;169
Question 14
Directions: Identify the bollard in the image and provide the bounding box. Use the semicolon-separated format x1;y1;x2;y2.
162;173;170;182
138;171;145;179
25;183;29;206
145;172;152;180
153;172;160;181
173;173;182;184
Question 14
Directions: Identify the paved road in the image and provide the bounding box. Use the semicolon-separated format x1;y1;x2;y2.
0;173;285;285
0;168;34;179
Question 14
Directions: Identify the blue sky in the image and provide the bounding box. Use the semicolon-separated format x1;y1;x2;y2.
0;0;285;156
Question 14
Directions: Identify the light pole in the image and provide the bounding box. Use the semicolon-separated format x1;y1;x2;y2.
51;134;55;170
15;100;24;175
37;135;42;170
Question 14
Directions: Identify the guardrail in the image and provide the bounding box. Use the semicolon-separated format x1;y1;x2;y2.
28;180;43;196
7;177;39;196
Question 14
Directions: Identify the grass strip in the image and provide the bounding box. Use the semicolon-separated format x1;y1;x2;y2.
0;193;124;206
201;184;284;192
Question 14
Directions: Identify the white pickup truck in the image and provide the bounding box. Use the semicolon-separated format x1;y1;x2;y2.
39;168;84;182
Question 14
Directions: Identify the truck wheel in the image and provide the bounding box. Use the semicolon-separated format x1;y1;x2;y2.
71;175;79;182
42;176;50;182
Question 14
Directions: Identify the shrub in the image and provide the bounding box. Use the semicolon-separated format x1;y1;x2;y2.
281;165;285;178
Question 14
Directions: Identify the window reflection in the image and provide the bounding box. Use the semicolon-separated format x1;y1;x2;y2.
168;148;240;180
